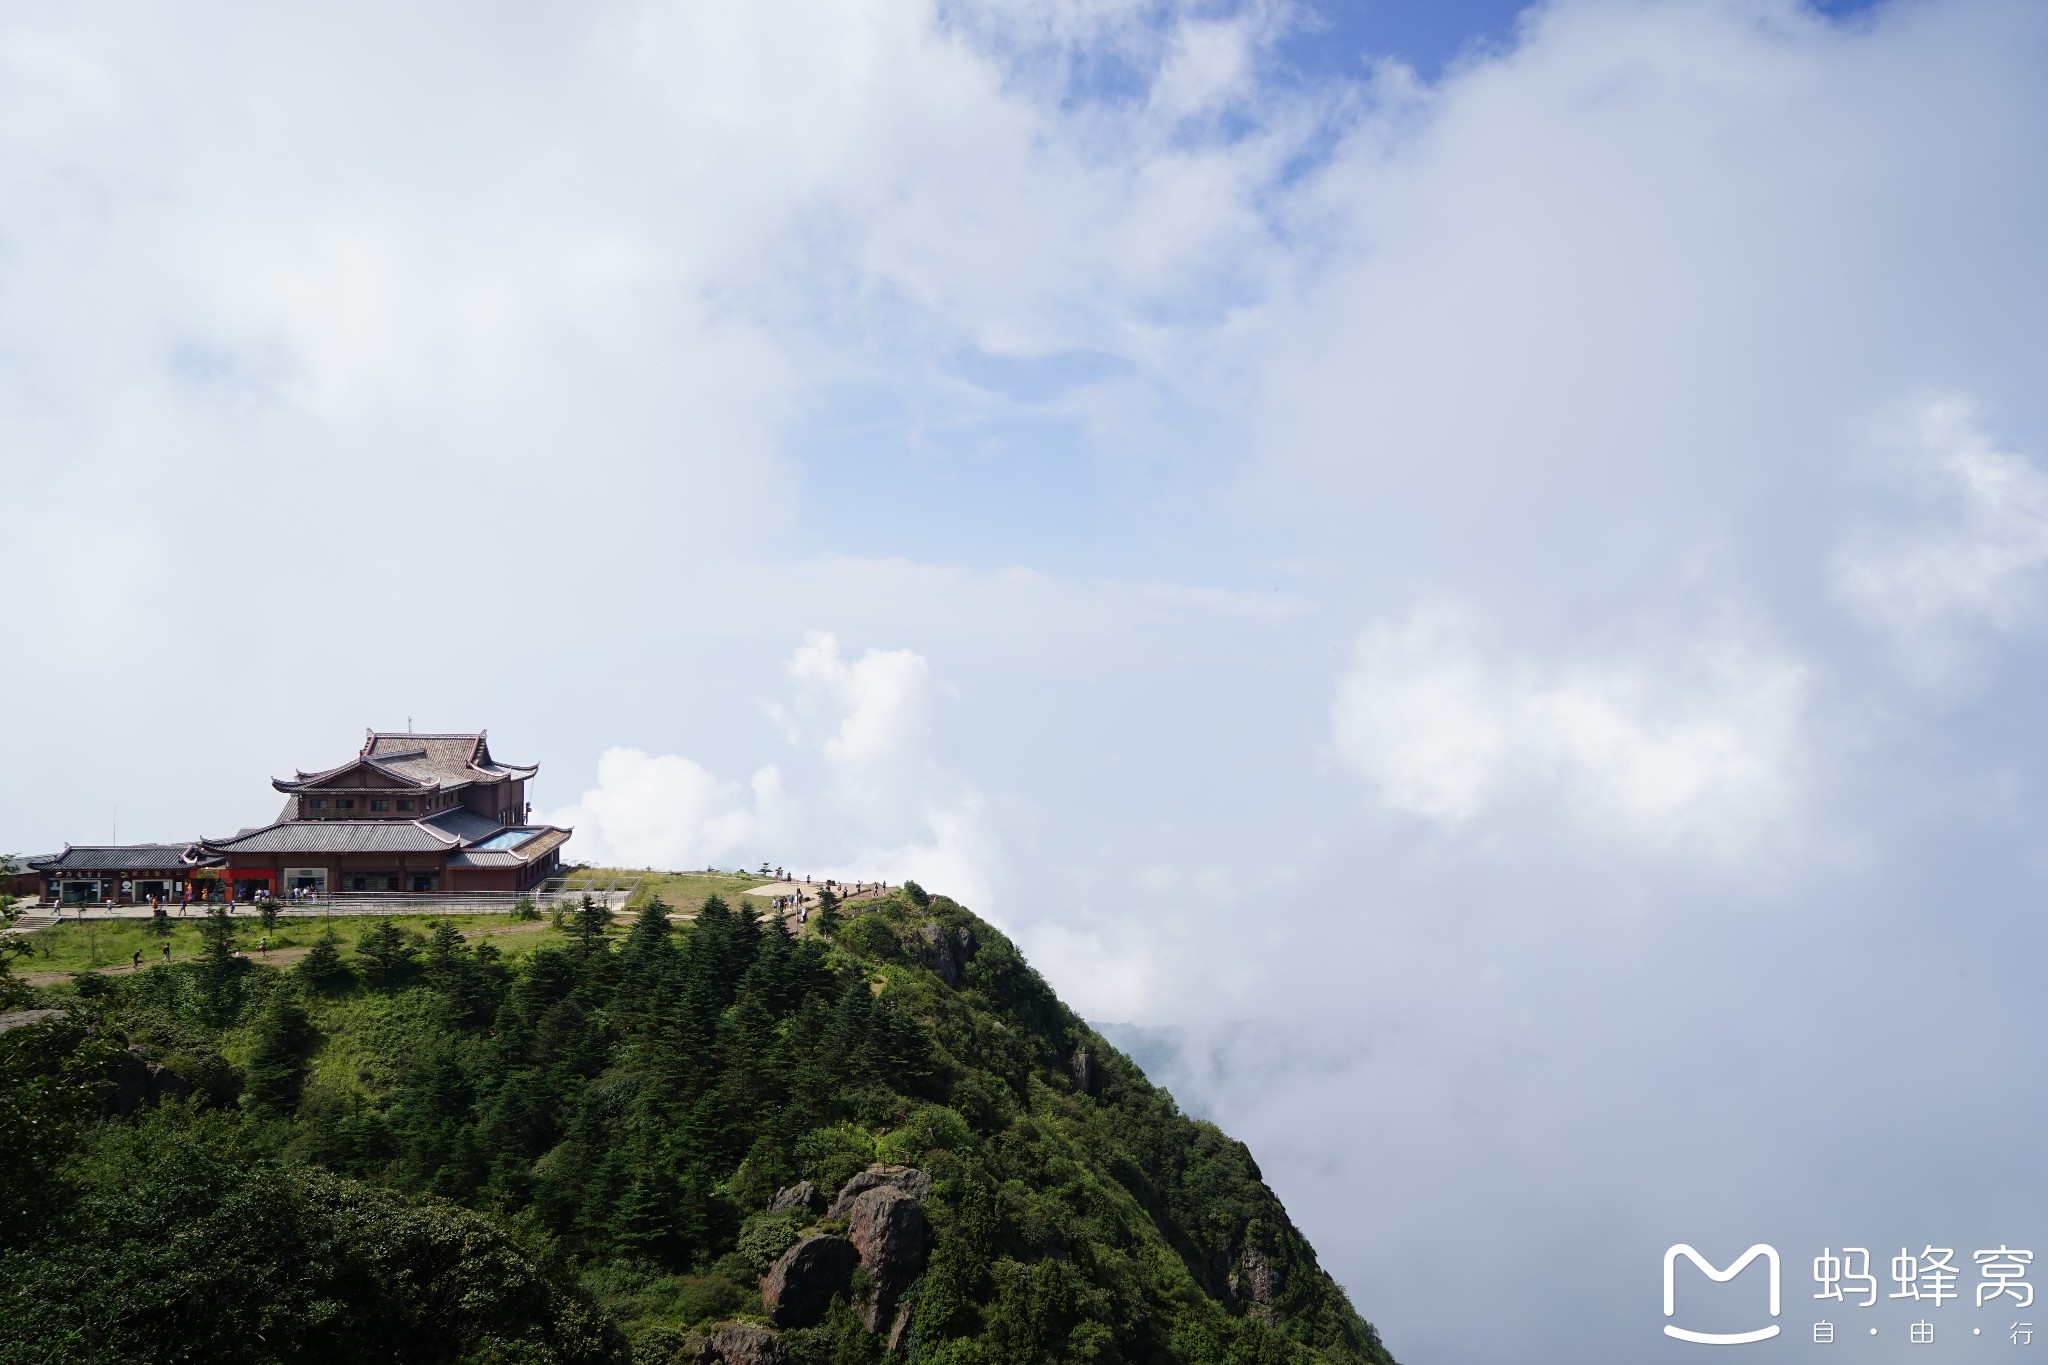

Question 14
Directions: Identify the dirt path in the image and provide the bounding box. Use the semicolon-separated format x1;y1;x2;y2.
24;946;313;986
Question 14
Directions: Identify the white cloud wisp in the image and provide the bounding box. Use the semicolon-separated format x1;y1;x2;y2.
1332;603;1807;855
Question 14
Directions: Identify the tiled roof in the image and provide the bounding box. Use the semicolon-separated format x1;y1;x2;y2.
201;814;569;858
447;828;568;868
419;807;505;842
447;850;522;868
276;731;537;794
203;822;460;855
365;732;537;785
436;822;569;863
507;827;570;862
29;844;209;871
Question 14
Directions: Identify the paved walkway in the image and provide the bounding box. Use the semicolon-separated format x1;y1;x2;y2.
745;879;889;904
8;892;630;928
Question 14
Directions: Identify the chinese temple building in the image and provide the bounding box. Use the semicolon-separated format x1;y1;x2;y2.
198;730;571;899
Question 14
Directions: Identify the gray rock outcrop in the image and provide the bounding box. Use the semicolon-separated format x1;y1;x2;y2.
914;924;974;988
766;1180;818;1215
847;1185;927;1331
1070;1046;1096;1096
826;1164;931;1219
916;924;958;987
0;1009;68;1035
0;1011;189;1116
1229;1239;1283;1324
104;1046;190;1117
670;1322;790;1365
761;1234;859;1329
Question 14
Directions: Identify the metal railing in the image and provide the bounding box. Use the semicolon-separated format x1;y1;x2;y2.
29;875;642;921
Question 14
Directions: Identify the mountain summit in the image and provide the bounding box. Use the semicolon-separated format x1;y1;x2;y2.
1;882;1397;1364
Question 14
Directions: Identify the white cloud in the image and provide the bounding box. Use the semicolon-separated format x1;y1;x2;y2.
1836;394;2048;639
832;794;1004;917
786;630;935;809
1245;0;2048;608
539;748;787;871
543;632;1003;909
1332;603;1806;854
782;631;1005;911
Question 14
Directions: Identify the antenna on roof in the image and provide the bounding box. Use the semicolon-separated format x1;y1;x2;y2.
408;715;413;733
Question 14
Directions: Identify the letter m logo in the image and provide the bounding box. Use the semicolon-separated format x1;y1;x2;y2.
1663;1244;1781;1344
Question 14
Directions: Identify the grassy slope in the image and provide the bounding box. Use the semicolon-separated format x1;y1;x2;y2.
578;868;769;912
15;911;572;977
12;871;766;978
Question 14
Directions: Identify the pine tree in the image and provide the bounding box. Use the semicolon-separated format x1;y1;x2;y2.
572;895;613;956
245;992;315;1116
197;904;234;967
613;899;678;1036
195;905;243;1023
609;1168;679;1264
424;920;469;985
687;896;757;996
716;968;784;1131
391;1042;486;1200
149;904;169;938
622;897;674;954
356;918;417;990
814;886;842;937
821;972;876;1093
295;930;353;995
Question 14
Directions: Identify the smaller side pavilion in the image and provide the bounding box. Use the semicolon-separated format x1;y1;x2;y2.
29;844;222;906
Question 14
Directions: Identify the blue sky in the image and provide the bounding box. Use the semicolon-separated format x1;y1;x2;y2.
1280;0;1886;79
1278;0;1547;76
5;1;2048;1359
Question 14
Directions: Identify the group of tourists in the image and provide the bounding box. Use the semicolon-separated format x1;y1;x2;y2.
124;931;271;974
766;873;889;926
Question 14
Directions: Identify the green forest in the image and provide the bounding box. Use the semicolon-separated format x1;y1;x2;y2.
0;885;1397;1365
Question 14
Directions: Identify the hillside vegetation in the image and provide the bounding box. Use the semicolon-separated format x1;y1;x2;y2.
0;886;1395;1365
